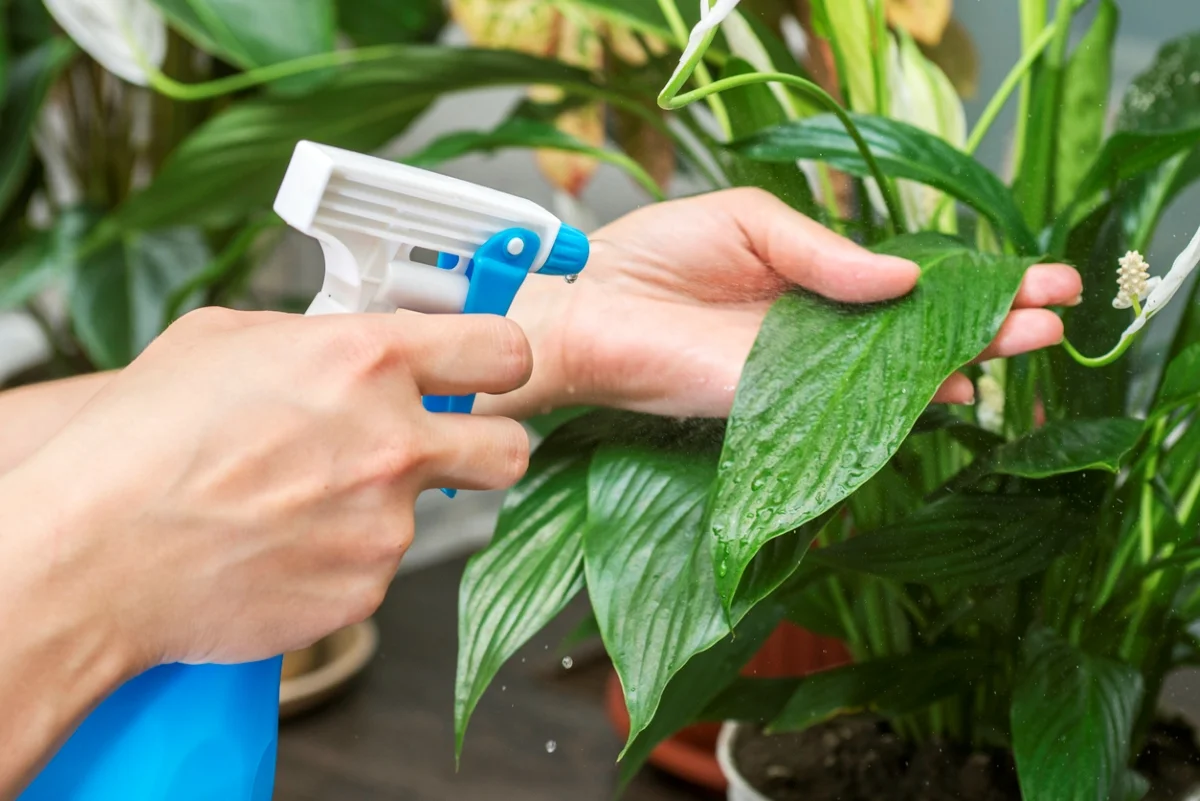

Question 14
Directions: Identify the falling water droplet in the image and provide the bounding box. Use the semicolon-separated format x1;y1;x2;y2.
545;740;558;753
562;656;574;669
564;274;579;284
501;685;507;692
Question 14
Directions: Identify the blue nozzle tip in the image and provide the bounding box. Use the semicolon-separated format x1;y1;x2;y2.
540;224;589;276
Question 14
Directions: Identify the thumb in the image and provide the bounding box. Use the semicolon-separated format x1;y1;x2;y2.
727;188;921;303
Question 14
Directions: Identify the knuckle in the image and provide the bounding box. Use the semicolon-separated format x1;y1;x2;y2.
371;441;425;481
173;306;238;333
348;583;388;625
483;316;533;386
328;322;397;378
493;421;531;487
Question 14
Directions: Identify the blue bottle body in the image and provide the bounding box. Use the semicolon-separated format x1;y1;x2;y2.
21;657;282;801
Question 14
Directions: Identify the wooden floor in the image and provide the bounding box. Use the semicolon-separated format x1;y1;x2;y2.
275;555;718;801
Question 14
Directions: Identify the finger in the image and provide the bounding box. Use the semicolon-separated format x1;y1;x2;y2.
932;372;975;405
420;414;530;491
332;311;534;396
712;187;921;303
1012;264;1083;309
974;309;1065;363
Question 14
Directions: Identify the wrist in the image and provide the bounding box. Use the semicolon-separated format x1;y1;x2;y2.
0;465;141;779
475;274;578;420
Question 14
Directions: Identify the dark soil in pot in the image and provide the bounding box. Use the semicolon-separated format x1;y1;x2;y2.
732;714;1200;801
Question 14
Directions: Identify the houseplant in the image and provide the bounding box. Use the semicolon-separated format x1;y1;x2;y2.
451;1;1200;799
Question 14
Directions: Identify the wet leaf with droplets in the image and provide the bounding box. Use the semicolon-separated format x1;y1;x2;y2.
708;235;1030;610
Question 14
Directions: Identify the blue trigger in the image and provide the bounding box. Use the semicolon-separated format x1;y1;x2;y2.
425;228;541;498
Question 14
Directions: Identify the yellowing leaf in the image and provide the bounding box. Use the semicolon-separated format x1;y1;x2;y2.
886;0;952;46
536;101;604;196
447;0;557;54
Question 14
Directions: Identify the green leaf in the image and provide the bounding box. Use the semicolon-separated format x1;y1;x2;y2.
809;496;1076;588
808;0;877;113
912;407;1006;455
718;57;816;215
700;677;806;725
0;38;73;216
454;422;593;760
337;0;445;45
1073;126;1200;211
768;649;988;733
407;114;664;199
70;227;212;369
1011;628;1143;801
151;0;335;93
107;48;594;233
1117;33;1200;250
1157;343;1200;411
0;208;90;309
557;609;600;656
730;115;1038;254
617;599;782;788
584;432;730;753
1054;0;1117;214
708;235;1031;607
991;418;1145;478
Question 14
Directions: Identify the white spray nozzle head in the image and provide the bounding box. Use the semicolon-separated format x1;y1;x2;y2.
273;141;587;316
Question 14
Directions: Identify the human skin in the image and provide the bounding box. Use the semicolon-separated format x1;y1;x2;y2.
0;190;1079;798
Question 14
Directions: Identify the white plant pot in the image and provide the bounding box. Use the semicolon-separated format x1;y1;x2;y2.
716;717;1200;801
717;722;772;801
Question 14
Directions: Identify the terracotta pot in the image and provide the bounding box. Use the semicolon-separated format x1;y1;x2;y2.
604;622;850;792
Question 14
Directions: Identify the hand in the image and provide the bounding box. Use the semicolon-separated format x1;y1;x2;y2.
4;307;532;670
497;188;1082;418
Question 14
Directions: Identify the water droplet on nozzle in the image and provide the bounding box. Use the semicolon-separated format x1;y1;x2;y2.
564;274;579;284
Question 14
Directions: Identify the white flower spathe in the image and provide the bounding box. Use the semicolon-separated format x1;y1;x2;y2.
1120;223;1200;342
43;0;167;86
667;0;742;90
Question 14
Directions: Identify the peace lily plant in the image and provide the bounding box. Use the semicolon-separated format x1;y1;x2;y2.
443;2;1200;800
7;0;1200;799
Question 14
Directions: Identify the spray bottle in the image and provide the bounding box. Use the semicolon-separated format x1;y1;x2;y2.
20;140;589;801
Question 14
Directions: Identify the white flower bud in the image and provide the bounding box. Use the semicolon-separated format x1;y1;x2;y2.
1113;250;1150;309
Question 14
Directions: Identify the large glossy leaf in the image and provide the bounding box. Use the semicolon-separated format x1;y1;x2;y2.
768;648;988;732
1072;126;1200;212
708;235;1031;607
1011;628;1143;801
453;422;595;759
730;115;1038;254
989;418;1144;478
1054;0;1117;214
151;0;335;93
718;58;816;215
0;38;73;215
616;599;782;788
70;227;211;369
584;436;728;751
1157;343;1200;411
105;48;593;234
337;0;446;45
809;495;1076;588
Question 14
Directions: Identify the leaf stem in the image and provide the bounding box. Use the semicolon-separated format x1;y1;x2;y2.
965;25;1057;158
1061;331;1137;368
659;64;907;233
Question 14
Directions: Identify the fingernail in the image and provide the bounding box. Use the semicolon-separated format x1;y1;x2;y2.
1067;293;1083;307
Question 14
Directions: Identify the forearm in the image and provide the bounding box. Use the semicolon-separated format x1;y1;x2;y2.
0;372;114;475
0;465;134;799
